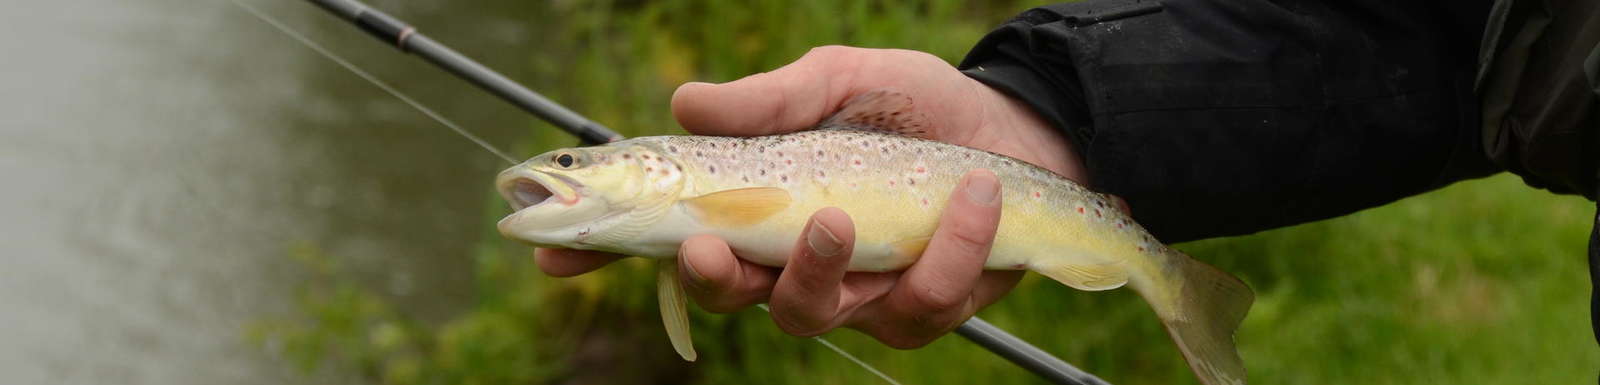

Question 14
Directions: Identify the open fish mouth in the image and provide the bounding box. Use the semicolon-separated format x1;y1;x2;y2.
508;179;554;210
496;167;578;212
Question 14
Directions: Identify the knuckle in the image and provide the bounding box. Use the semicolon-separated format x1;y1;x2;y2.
897;48;943;64
942;223;996;257
771;312;830;337
803;45;855;59
907;285;967;312
874;332;935;349
697;300;745;314
685;284;759;314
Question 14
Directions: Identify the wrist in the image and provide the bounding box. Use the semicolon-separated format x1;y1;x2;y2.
971;81;1088;184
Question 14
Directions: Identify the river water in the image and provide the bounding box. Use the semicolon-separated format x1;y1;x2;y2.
0;1;554;383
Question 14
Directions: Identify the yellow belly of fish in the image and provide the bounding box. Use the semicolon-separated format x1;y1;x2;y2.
666;182;1097;273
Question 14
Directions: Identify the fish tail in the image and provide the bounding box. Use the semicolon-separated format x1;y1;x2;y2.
1143;248;1253;385
1028;248;1251;384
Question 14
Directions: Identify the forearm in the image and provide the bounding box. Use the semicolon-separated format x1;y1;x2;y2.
958;0;1501;243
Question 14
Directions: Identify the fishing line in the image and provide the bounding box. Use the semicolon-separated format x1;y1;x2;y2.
229;2;904;384
229;0;520;165
757;304;904;385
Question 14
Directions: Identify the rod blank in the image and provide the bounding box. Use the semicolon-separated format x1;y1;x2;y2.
956;317;1109;385
309;0;622;145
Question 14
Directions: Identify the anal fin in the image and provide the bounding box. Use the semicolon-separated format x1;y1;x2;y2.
1031;261;1129;291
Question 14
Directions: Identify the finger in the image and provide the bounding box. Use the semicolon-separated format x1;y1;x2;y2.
769;207;855;336
678;234;778;313
844;271;1020;350
1111;195;1133;215
670;46;868;137
971;270;1025;308
882;169;1003;341
534;248;625;277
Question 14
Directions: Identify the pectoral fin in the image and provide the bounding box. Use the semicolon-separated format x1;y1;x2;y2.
684;187;791;227
657;259;697;361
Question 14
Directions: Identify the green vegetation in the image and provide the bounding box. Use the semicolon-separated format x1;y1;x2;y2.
250;0;1600;383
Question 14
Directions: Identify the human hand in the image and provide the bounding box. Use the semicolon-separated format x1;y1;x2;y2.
535;46;1088;348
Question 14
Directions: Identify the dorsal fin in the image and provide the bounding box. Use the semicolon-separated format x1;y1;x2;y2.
815;89;932;136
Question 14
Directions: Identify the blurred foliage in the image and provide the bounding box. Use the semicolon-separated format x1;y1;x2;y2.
252;0;1600;384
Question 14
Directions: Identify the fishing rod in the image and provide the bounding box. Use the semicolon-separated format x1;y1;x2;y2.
271;1;1111;384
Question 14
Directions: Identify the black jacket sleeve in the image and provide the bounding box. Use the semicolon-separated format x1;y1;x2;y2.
957;0;1500;243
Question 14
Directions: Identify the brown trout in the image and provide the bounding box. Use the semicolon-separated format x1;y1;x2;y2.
495;90;1253;385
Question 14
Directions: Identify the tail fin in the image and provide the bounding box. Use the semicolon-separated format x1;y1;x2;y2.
1149;250;1253;385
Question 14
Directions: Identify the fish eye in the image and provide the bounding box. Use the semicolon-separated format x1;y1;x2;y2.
554;153;577;168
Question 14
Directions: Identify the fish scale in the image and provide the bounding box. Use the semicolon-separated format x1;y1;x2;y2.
495;89;1255;385
626;129;1144;272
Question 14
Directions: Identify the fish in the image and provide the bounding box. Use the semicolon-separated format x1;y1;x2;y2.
495;89;1254;385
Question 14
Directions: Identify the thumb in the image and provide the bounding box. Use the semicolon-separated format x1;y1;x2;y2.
670;46;865;136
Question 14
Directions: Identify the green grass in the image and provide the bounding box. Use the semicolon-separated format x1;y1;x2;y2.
252;1;1600;384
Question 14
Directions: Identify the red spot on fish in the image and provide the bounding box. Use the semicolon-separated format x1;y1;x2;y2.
889;180;896;186
853;160;862;166
1076;207;1085;214
785;159;793;165
1137;246;1145;252
645;167;653;172
921;198;929;206
660;169;669;176
1033;191;1041;198
916;166;926;173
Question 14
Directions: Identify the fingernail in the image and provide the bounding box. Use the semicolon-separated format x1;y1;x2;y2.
965;171;1000;206
679;251;709;287
806;219;844;258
